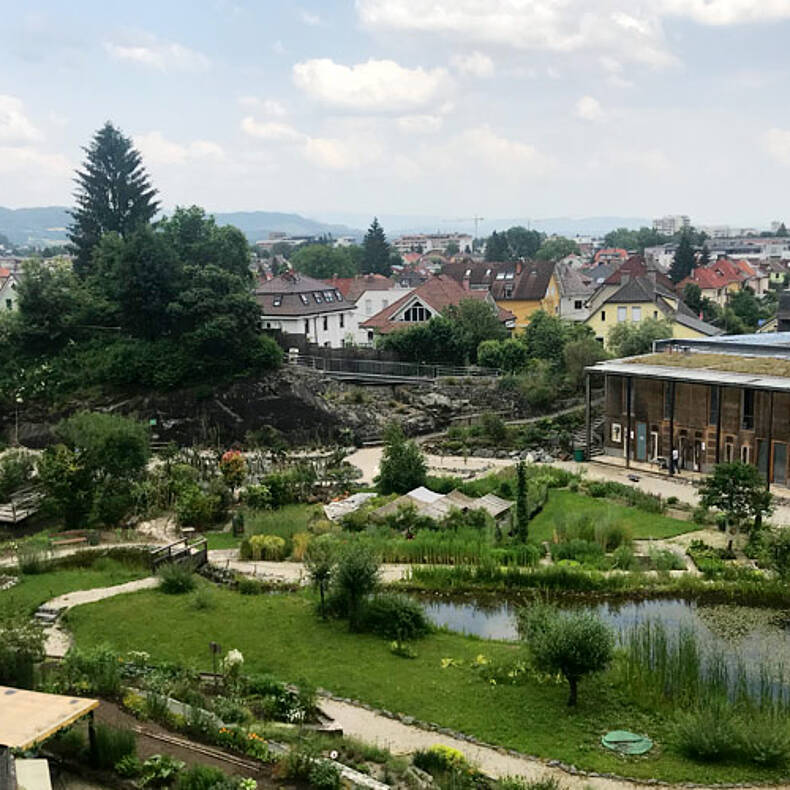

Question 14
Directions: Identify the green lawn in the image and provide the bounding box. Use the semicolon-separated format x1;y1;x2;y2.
0;561;147;616
204;531;241;550
67;587;783;784
529;490;695;543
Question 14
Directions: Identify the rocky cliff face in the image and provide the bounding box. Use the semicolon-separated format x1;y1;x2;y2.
4;367;531;449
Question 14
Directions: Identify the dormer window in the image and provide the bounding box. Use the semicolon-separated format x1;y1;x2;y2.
314;292;323;303
496;272;506;280
505;272;514;280
335;290;343;301
300;293;309;305
323;290;334;302
273;295;282;307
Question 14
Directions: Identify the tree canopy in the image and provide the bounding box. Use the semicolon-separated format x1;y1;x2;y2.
603;226;669;252
699;462;773;533
377;422;427;495
291;244;359;279
607;317;673;357
669;231;696;284
69;122;159;276
535;237;580;262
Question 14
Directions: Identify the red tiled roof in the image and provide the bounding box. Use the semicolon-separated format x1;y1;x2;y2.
360;274;513;333
325;274;396;303
678;258;751;292
594;248;628;264
0;267;10;278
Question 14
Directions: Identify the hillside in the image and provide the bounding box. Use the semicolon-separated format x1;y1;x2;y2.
0;206;361;246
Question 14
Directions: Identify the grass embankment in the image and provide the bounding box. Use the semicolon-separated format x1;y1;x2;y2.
0;559;148;616
67;587;786;784
529;490;693;543
205;504;318;550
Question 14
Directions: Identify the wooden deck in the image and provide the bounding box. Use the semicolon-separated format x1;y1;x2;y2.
0;489;43;524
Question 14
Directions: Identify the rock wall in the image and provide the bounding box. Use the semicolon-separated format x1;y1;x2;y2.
4;367;534;449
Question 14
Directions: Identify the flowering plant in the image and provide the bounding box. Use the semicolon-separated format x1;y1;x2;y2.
219;450;247;489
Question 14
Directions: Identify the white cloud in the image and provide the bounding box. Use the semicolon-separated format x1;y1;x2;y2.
0;146;70;174
134;131;224;165
238;97;287;117
762;128;790;166
450;51;494;78
397;115;443;134
0;95;42;144
292;58;450;111
575;96;604;121
240;118;306;143
104;32;210;71
660;0;790;25
356;1;676;67
599;56;634;88
299;9;322;25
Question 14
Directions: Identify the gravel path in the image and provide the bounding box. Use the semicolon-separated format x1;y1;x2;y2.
321;698;668;790
42;577;158;658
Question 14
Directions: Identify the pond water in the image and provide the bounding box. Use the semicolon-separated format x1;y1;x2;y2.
420;595;790;667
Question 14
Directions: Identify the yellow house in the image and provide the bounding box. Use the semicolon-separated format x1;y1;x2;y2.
585;275;721;350
491;260;556;329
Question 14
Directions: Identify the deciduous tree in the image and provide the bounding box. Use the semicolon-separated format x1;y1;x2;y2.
699;462;773;533
378;423;427;495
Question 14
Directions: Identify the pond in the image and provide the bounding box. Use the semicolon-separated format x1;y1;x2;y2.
420;595;790;667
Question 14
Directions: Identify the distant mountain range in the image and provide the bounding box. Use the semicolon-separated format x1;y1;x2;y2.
0;206;362;246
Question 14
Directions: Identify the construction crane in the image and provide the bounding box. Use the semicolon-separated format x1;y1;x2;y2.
443;216;485;239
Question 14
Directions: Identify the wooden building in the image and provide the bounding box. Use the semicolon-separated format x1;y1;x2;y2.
584;334;790;488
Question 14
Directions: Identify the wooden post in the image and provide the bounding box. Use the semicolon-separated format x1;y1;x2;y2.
766;390;774;491
585;372;592;461
625;377;632;469
88;710;97;763
715;385;722;466
668;381;675;476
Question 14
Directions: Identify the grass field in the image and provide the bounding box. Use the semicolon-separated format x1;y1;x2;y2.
66;586;784;784
529;490;695;543
0;560;147;616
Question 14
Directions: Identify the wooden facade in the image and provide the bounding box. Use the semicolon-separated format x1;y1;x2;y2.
600;374;790;486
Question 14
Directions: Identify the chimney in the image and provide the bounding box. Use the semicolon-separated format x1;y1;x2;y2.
516;261;523;275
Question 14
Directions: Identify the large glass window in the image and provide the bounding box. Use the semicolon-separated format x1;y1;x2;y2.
403;303;430;322
742;389;755;430
632;306;642;322
617;306;627;322
709;386;719;426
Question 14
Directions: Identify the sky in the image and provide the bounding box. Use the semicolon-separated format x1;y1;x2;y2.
3;0;790;228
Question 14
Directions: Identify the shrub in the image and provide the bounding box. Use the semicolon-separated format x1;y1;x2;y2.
115;754;143;778
649;547;685;571
17;544;48;575
674;702;741;763
175;483;228;528
594;521;631;552
413;744;468;774
612;544;636;570
192;585;215;610
277;744;318;781
361;594;431;642
249;534;286;561
309;760;341;790
176;764;229;790
498;779;563;790
243;483;272;510
158;563;197;594
741;713;790;766
212;696;252;725
238;577;264;595
61;644;122;697
138;754;186;787
91;725;136;771
377;423;427;495
291;531;311;561
550;539;604;565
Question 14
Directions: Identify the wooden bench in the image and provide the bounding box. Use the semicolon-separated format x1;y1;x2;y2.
50;536;88;549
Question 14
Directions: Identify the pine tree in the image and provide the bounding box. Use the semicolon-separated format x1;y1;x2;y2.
361;217;392;276
69;122;159;276
699;244;710;267
669;231;695;284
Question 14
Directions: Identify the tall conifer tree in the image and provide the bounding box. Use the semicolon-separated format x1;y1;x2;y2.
361;217;392;276
69;122;159;275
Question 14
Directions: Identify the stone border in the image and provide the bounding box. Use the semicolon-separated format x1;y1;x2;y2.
317;691;789;789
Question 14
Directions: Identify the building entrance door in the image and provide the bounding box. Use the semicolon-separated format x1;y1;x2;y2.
773;442;787;486
693;439;703;472
758;439;770;480
636;422;647;462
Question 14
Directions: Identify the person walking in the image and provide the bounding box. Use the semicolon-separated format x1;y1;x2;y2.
671;447;680;475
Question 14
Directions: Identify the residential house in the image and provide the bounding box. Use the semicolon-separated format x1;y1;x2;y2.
325;273;414;345
392;233;474;255
586;333;790;486
255;272;356;348
593;248;628;265
552;261;595;321
644;244;677;272
763;260;789;288
0;268;20;311
585;271;721;348
359;274;515;343
678;257;770;307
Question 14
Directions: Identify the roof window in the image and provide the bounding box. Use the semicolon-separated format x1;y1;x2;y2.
495;272;506;280
505;271;515;280
323;290;334;302
273;295;282;307
300;293;309;305
335;290;343;301
314;292;323;303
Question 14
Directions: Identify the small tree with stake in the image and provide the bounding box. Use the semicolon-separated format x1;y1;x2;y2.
334;543;380;631
520;605;614;707
305;537;338;620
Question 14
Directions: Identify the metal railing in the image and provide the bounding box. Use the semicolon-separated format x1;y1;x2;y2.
150;537;208;570
293;355;501;380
